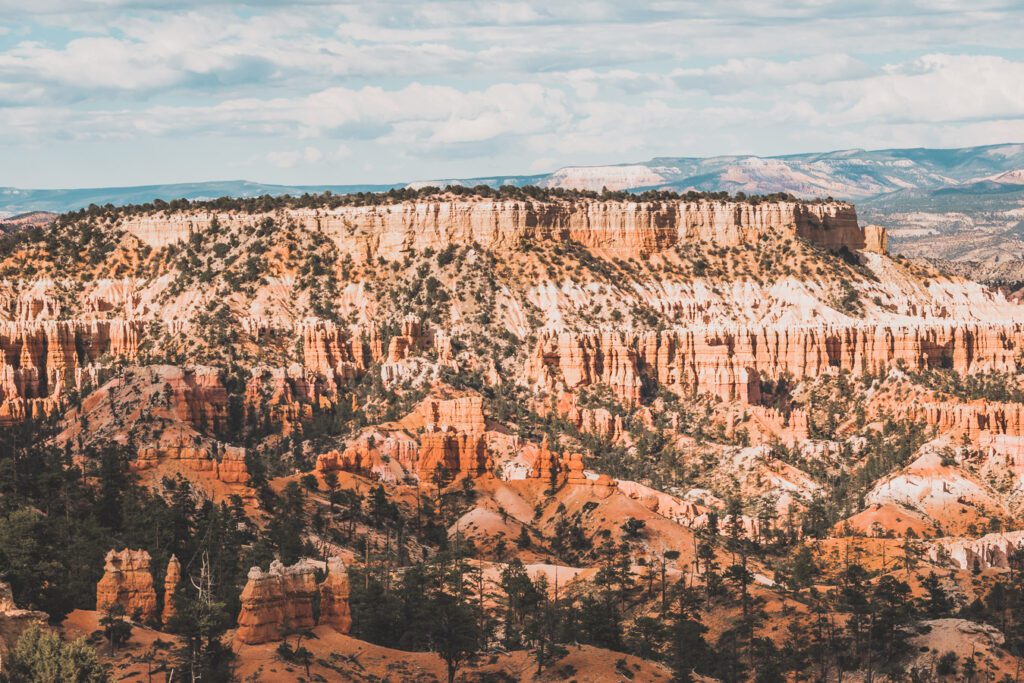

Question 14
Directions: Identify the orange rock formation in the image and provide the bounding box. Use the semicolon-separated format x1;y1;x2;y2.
318;557;352;634
526;324;1024;404
417;426;490;481
96;549;158;623
162;555;180;625
118;198;866;260
0;319;142;423
235;560;319;645
235;558;353;645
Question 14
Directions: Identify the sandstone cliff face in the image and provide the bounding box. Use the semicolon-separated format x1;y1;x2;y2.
904;402;1024;442
316;421;490;484
417;426;490;481
96;549;158;623
118;198;864;260
235;558;352;645
0;319;142;423
314;391;493;483
525;323;1024;404
408;394;487;434
864;224;888;254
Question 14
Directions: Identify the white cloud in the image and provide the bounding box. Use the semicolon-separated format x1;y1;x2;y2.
806;54;1024;125
672;54;871;92
267;146;323;168
2;1;1024;187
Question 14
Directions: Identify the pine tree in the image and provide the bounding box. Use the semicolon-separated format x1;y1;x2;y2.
171;553;234;682
667;588;710;683
498;558;542;648
1;626;108;683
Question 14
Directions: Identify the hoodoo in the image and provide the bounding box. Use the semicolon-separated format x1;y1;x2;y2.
318;557;352;634
161;555;181;625
235;560;319;645
96;549;158;623
235;558;354;645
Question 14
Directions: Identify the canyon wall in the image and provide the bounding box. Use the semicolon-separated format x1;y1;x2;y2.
526;323;1024;404
318;557;352;634
0;319;142;423
929;530;1024;570
904;402;1024;443
117;198;868;260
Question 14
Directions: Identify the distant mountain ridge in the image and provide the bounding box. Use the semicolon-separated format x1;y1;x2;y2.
0;180;402;217
3;143;1023;216
415;143;1024;200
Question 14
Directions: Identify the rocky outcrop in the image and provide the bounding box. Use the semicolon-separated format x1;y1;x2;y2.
134;443;251;485
0;581;47;655
0;319;142;423
903;402;1024;442
318;557;352;634
417;426;490;481
525;332;644;403
410;394;487;434
928;530;1024;570
555;394;623;441
315;430;419;482
297;320;369;384
526;323;1024;404
235;560;319;645
162;555;180;625
525;440;616;495
118;198;865;260
235;557;352;645
864;224;888;254
314;390;491;483
527;438;566;486
96;549;158;623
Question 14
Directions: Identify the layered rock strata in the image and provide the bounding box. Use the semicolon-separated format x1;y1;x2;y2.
235;560;319;645
526;323;1024;404
134;443;251;485
526;440;617;495
235;558;351;645
118;199;866;260
418;426;490;481
903;402;1024;441
0;319;142;422
929;531;1024;570
318;557;352;634
162;555;180;625
96;549;158;623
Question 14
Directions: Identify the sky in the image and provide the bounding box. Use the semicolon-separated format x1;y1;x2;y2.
1;1;1024;189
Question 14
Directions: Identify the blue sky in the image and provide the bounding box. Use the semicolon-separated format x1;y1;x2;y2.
1;0;1023;188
